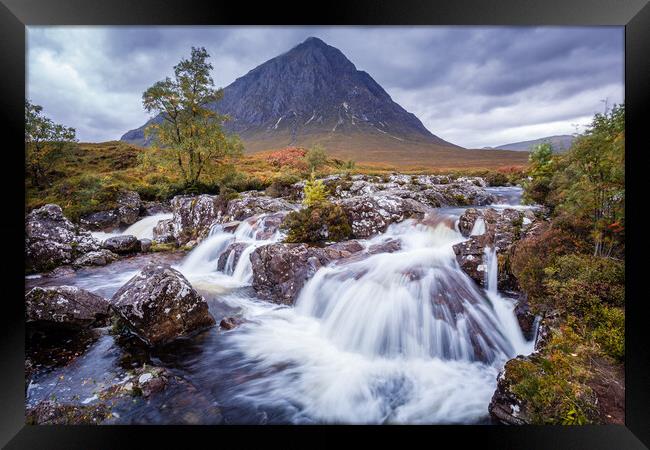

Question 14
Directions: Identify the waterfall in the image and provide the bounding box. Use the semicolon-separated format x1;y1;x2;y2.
294;223;515;363
176;213;283;288
483;246;498;295
470;218;486;236
483;246;533;356
91;213;173;241
219;217;536;423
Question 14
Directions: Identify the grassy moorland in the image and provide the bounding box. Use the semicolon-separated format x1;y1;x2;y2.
25;141;526;221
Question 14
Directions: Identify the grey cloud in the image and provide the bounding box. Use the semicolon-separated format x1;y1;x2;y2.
27;26;623;147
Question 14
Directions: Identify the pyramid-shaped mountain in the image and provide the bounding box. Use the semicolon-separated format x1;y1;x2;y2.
121;37;463;161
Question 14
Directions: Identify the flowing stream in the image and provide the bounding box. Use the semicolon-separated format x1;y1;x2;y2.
26;188;536;424
91;213;173;241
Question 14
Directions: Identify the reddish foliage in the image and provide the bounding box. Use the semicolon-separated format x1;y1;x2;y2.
266;147;308;169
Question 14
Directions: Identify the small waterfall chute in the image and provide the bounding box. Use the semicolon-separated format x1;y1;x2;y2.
91;213;173;241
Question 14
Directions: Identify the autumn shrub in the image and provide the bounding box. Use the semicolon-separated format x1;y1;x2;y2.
484;171;510;187
511;223;590;310
265;173;301;198
281;173;351;243
266;147;308;170
544;254;624;312
304;145;328;172
506;325;599;425
282;203;352;243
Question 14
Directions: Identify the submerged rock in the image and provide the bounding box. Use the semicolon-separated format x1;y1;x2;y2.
103;235;141;254
219;316;244;330
26;400;112;425
251;241;364;304
111;263;215;346
25;286;110;330
25;204;101;273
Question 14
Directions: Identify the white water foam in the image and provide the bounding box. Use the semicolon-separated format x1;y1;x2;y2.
197;218;537;424
91;213;173;241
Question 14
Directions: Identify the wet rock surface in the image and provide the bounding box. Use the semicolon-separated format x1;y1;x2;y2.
338;194;428;239
26;204;101;273
72;249;119;268
111;263;216;346
103;235;141;254
25;286;110;330
251;241;365;304
453;207;538;288
216;242;250;273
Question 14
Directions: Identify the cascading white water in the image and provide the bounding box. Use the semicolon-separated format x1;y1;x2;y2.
470;217;486;236
216;216;536;423
176;214;284;290
91;213;173;241
483;246;533;356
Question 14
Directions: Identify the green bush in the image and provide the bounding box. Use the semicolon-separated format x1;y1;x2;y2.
588;305;625;361
506;325;598;425
265;173;301;198
511;223;591;311
544;254;625;314
282;202;352;243
484;171;510;187
304;145;328;171
303;175;329;207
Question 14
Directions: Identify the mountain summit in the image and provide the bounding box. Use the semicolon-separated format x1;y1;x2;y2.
121;36;462;161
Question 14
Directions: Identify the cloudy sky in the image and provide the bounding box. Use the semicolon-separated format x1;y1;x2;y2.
27;26;624;148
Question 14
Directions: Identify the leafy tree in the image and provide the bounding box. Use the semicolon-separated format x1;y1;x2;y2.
522;142;557;205
142;47;243;188
304;144;328;172
25;100;77;187
553;104;625;257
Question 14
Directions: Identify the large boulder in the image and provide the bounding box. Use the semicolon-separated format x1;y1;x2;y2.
79;210;120;231
25;286;110;330
115;190;141;226
102;235;141;254
152;218;176;243
79;190;142;230
25;204;101;272
111;263;216;346
72;249;119;268
337;194;428;239
168;194;222;245
251;241;364;304
221;193;296;222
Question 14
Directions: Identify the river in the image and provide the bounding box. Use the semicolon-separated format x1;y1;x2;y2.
25;186;537;424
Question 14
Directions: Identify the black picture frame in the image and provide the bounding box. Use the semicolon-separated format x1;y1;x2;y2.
1;0;648;448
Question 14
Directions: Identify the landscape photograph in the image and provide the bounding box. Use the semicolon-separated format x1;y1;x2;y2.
24;26;625;425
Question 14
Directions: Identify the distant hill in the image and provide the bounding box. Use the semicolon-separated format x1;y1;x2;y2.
121;36;527;167
489;135;576;153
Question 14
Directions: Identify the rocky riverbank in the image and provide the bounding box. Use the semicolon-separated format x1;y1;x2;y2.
25;173;547;425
